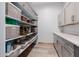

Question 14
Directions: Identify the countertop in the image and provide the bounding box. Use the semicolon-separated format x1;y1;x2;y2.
54;32;79;47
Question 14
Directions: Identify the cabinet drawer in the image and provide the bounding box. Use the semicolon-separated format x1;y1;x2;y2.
58;36;74;53
64;43;74;54
57;41;62;57
62;46;74;57
62;39;74;51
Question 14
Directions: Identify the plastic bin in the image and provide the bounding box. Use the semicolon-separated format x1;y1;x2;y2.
6;3;21;20
6;26;20;39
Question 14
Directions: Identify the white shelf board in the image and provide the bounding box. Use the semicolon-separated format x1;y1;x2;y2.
6;36;24;42
19;35;37;54
6;15;37;26
9;3;21;12
6;15;27;25
6;45;21;57
6;50;13;57
27;32;33;36
12;2;33;19
5;24;20;27
17;2;36;19
19;44;29;54
20;41;29;47
5;33;34;42
21;20;37;26
6;15;21;22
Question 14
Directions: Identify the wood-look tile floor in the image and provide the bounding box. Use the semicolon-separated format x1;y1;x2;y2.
28;43;58;57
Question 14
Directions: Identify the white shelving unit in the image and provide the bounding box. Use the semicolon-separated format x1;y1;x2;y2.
5;2;38;57
0;2;38;57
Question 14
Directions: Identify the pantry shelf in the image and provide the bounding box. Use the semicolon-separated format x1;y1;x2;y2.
11;2;37;20
6;15;21;22
6;33;34;42
5;24;20;27
6;36;24;42
21;20;37;27
6;34;37;57
6;45;21;57
6;15;37;27
19;34;37;54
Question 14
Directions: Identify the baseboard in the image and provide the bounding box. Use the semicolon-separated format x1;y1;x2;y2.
38;42;53;45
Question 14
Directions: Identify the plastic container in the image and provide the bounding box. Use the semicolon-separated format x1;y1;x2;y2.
21;16;28;22
6;3;21;20
6;26;20;39
6;41;12;53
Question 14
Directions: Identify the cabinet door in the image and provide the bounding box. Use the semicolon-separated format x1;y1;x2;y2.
58;10;65;26
53;34;63;57
62;46;73;57
53;34;58;50
58;14;61;26
64;3;74;24
57;40;62;57
74;2;79;23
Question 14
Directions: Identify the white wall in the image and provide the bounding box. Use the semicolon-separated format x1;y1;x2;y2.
31;2;64;43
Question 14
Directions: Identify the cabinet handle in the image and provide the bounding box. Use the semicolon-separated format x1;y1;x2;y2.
23;4;25;7
71;15;75;23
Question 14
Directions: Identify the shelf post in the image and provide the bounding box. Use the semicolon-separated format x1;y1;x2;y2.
0;3;5;57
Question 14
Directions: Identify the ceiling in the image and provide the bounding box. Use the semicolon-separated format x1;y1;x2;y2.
30;2;65;7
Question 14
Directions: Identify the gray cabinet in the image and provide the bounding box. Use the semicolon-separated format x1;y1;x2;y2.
74;3;79;23
57;40;62;57
56;2;79;57
61;38;74;57
62;2;79;25
53;34;62;57
64;3;74;25
58;10;65;26
53;33;79;57
62;46;73;57
58;2;79;26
